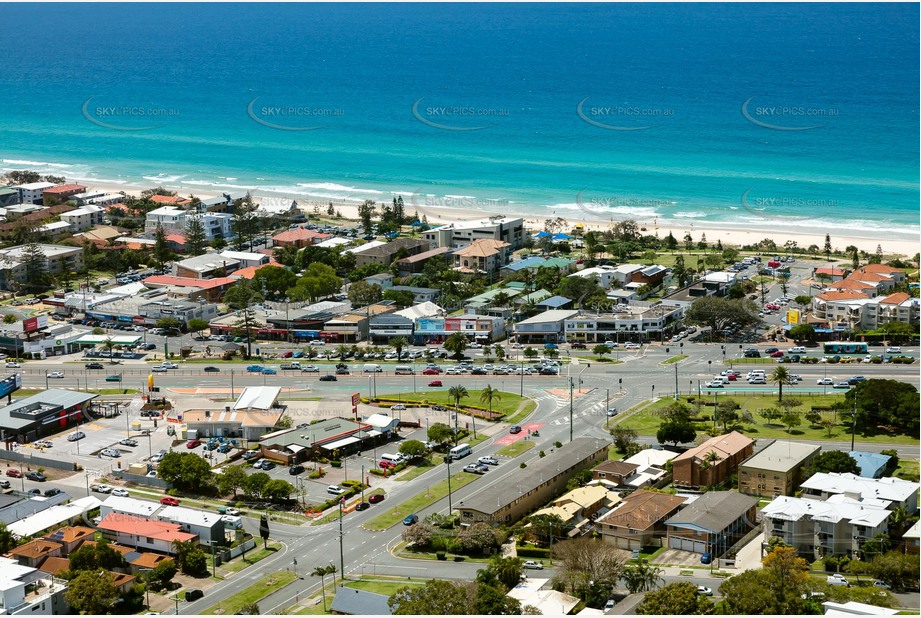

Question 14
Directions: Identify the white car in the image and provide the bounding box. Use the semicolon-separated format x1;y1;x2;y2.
705;380;724;388
817;377;834;385
327;485;346;495
624;343;641;350
5;362;20;368
861;355;873;363
111;488;130;497
696;586;713;596
309;340;326;346
47;372;64;379
100;448;121;458
886;347;902;354
151;365;168;372
522;560;544;570
67;431;86;442
91;483;113;494
477;456;499;466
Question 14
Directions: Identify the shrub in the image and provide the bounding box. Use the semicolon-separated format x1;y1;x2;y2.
520;463;527;469
453;555;465;562
515;545;551;559
554;441;562;448
539;451;545;458
436;551;446;560
330;460;342;468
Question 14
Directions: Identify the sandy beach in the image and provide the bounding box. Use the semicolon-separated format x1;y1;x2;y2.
89;180;919;259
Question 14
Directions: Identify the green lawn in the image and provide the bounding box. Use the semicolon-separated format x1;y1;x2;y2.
612;394;918;444
383;389;528;418
395;456;445;482
503;399;538;425
220;543;281;574
202;571;296;614
894;458;920;482
364;472;481;531
496;441;536;457
345;578;428;596
661;355;689;365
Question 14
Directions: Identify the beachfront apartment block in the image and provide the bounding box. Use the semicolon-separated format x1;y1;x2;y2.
0;556;68;615
40;184;87;204
812;291;919;330
738;440;821;498
58;205;104;232
145;206;232;242
0;244;83;291
423;216;524;250
11;182;55;205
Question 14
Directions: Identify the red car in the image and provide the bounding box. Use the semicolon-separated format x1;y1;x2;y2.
160;496;180;506
428;380;443;387
422;368;441;375
186;439;201;449
770;350;785;358
368;493;385;504
726;373;737;381
5;469;21;478
379;460;395;469
280;351;293;358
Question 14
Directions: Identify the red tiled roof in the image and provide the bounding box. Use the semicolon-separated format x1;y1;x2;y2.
231;260;283;280
143;275;237;290
671;431;753;464
816;290;869;302
272;228;332;243
599;490;685;531
166;234;187;244
43;184;87;195
858;264;902;275
43;525;95;544
452;239;510;258
850;272;891;282
815;267;846;276
880;292;911;305
37;556;70;576
150;195;191;205
831;279;876;290
98;513;196;543
130;552;171;569
8;539;62;559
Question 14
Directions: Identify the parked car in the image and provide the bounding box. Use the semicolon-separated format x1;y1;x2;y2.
826;574;849;587
186;439;201;448
160;496;180;506
816;377;834;385
5;469;21;478
696;586;713;596
327;485;346;495
624;342;641;349
604;599;616;611
67;431;86;442
463;463;487;474
26;471;46;482
477;456;499;466
119;438;138;447
700;552;712;564
100;448;121;458
402;514;419;526
289;464;305;475
368;493;385;504
85;362;104;369
0;480;10;489
522;560;544;570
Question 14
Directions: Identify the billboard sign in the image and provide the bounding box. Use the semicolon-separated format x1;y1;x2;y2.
786;309;800;325
351;392;361;407
22;315;49;334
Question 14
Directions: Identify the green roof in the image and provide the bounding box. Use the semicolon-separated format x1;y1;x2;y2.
504;281;527;289
540;257;577;269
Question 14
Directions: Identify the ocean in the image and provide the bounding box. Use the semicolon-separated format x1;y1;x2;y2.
1;3;918;239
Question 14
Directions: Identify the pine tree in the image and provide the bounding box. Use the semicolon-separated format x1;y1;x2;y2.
20;242;51;292
153;225;172;268
327;202;335;216
824;234;832;260
185;215;207;256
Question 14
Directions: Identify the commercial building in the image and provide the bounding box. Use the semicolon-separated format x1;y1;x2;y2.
141;275;237;302
562;303;684;344
512;309;579;344
258;417;384;464
457;438;608;525
597;490;686;550
0;389;97;444
368;313;415;343
411;313;505;344
738;440;821;497
174;253;240;279
664;491;758;555
671;431;754;490
811;291;919;330
322;303;398;343
423;216;524;250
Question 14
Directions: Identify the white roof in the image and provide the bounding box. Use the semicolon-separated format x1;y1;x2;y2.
14;182;55;190
344;240;386;254
61;205;103;217
102;495;160;518
429;216;521;231
256;197;297;214
762;495;889;528
822;601;899;616
800;472;918;504
147;206;185;217
7;496;102;538
232;386;281;411
703;272;737;283
394;301;443;320
157;505;222;528
109;281;149;296
365;413;399;430
321;436;360;451
220;250;265;262
903;520;921;540
315;237;352;248
515;309;579;326
624;448;676;468
0;556;36;589
39;221;72;232
613;263;644;275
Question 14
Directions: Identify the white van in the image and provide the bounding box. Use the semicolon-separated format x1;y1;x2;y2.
380;453;405;464
448;443;472;462
789;346;806;355
363;364;383;373
394;365;415;375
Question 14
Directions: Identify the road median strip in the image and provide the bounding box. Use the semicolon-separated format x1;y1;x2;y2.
364;472;480;531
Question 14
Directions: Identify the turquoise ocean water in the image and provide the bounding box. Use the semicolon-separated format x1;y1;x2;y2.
0;3;918;239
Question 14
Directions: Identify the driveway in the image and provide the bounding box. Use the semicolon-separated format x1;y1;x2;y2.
655;548;705;567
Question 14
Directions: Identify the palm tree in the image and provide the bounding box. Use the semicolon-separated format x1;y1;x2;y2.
390;336;408;361
443;332;468;360
448;385;469;444
489;555;524;591
771;366;791;403
479;385;501;414
335;344;350;361
619;562;664;594
311;564;337;611
102;337;117;363
494;344;505;362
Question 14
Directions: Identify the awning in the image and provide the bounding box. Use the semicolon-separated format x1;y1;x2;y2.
320;436;360;451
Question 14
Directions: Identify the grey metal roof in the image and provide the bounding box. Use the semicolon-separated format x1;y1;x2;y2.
461;438;607;516
0;389;97;431
537;295;572;308
330;588;392;615
664;491;758;533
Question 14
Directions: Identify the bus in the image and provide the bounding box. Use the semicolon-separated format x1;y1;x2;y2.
447;443;472;462
823;342;868;355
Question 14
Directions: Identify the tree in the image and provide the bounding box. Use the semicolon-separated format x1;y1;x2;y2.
358;200;377;235
347;280;382;307
443;332;469;360
471;582;523;615
288;262;342;303
239;602;260;615
770;365;791;402
0;523;15;555
611;426;638;454
849;379;919;434
552;537;629;595
824;234;832;260
185;215;208;256
657;415;696;446
636;581;714;615
523;347;538;360
761;545;811;613
243;471;270;498
389;578;472;615
398;439;427;461
66;570;120;614
19;242;52;292
664;232;678;250
262;478;294;503
526;513;565;545
187;318;210;338
714;400;740;431
157;452;214;492
427;422;454;445
780;410;801;433
68;538;125;572
383;289;415;307
479;385;501;413
252;265;298;299
449;385;469;415
231;197;259;250
390;336;408;361
152;224;172;269
259;514;270;548
147;558;177;591
788;323;816;342
459;522;499;554
171;540;209;576
486;555;524;591
719;569;794;616
592;344;609;359
620;562;664;594
811;450;860;475
684;296;758;334
312;564;338;611
868;551;921;590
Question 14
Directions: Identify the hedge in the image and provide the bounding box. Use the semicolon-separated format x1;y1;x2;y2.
516;545;551;559
363;398;505;420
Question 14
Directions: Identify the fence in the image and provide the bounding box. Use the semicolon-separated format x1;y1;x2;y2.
222;538;256;561
112;470;172;490
724;521;764;559
0;451;77;472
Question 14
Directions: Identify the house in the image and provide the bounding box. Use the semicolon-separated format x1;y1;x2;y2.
738;440;821;497
622;448;677;488
42;526;95;556
149;195;192;206
664;491;758;555
353;238;430;268
97;513;197;554
7;540;63;568
901;520;920;554
536;295;572;310
0;556;68;615
100;495;161;520
458;438;608;525
798;472;918;514
156;506;225;545
363;273;394;290
451;239;511;276
330;588;392;615
423;216;524;250
12;182;55;204
591;460;640;487
219;250;269;269
814;267;849;282
597;490;686;550
174;253;240;279
128;551;174;575
661;274;738;308
395;246;452;276
530;485;621;536
848;451;892;479
761;494;891;559
41;184;87;204
387;285;439;303
821;601;899;616
671;431;754;490
513;309;579;344
508;578;581;615
271;228;332;248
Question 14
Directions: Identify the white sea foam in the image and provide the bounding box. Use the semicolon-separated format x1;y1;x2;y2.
142;174;185;183
296;182;384;195
1;158;74;168
673;211;708;218
551;202;661;219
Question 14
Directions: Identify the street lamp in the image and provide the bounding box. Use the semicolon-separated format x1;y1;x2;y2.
285;297;291;344
338;498;345;583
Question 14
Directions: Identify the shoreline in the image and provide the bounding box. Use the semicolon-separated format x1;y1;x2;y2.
68;178;921;259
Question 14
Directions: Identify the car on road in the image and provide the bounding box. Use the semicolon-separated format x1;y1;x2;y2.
402;514;419;526
607;407;619;417
368;493;385;504
624;342;641;349
427;380;443;387
355;501;370;511
886;347;902;354
84;362;104;369
186;439;201;449
705;380;724;388
100;448;121;458
246;365;264;372
509;425;522;434
105;375;122;382
327;485;346;495
203;366;221;373
160;496;180;506
335;368;350;375
522;560;544;570
47;371;64;379
301;365;320;373
68;431;86;442
280;351;293;358
44;488;63;497
5;469;21;478
477;456;499;466
696;586;713;596
34;440;53;449
833;382;851;389
770;350;785;358
27;489;41;496
392;404;406;411
826;573;849;587
847;375;867;385
25;471;46;482
262;367;277;375
319;375;337;381
91;483;112;493
151;365;168;372
422;368;441;375
184;589;204;602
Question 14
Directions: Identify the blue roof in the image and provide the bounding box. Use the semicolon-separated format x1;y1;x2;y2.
552;232;572;240
848;451;892;479
501;256;547;272
533;231;552;238
538;295;572;308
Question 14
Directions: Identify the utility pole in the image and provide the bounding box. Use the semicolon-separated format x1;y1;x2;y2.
850;395;858;451
446;457;453;514
569;376;574;442
338;498;345;584
674;362;679;401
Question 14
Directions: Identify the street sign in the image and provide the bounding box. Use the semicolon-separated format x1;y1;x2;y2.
351;392;361;406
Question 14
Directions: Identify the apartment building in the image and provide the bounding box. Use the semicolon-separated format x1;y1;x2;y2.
811;291;919;330
452;239;511;276
40;184;87;204
799;472;918;514
423;216;524;250
671;431;754;490
738;441;821;497
597;490;686;550
145;207;231;241
12;182;54;205
0;556;68;615
58;205;104;232
353;238;430;268
174;253;240;279
665;491;758;555
0;244;83;291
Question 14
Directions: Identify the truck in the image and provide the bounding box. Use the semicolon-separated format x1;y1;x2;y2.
280;362;301;370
